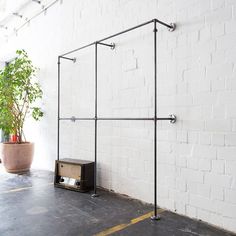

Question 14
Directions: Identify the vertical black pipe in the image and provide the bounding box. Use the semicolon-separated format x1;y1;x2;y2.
151;20;159;220
93;42;98;196
57;56;61;161
154;19;157;218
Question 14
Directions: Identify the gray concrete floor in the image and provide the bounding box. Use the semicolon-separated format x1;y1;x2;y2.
0;166;235;236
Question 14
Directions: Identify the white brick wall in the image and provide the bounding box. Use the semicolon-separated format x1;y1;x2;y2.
0;0;236;233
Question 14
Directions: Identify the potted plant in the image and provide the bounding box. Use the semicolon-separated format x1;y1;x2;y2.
0;50;43;173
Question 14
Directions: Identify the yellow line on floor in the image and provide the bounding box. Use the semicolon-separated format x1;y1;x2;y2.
95;208;165;236
1;183;53;194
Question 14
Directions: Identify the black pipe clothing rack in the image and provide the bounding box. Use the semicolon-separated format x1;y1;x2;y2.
57;18;177;220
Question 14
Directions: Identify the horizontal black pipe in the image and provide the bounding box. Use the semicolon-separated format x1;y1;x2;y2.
97;42;114;48
60;18;174;57
59;118;94;121
155;19;172;29
97;19;154;43
98;117;154;120
59;117;176;121
156;117;174;121
60;56;76;62
60;42;95;57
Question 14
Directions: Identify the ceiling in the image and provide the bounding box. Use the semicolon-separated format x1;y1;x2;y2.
0;0;56;42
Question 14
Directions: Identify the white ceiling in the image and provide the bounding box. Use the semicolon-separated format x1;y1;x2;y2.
0;0;55;42
0;0;30;22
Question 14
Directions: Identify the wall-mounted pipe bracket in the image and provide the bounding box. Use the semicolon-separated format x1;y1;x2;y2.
156;114;177;123
60;56;76;62
169;114;177;123
110;43;115;50
168;23;176;32
97;42;115;50
154;19;176;32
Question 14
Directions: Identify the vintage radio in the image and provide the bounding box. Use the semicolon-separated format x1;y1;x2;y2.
54;158;94;192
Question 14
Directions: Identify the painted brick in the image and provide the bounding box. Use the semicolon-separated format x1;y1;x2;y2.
199;159;211;171
218;201;236;218
187;158;199;170
212;134;225;146
176;155;187;168
186;205;197;218
200;27;211;42
198;52;211;66
218;91;236;105
225;20;236;34
209;212;223;229
232;179;236;190
226;71;236;90
181;168;204;183
211;186;224;201
212;105;226;119
226;104;236;118
193;93;217;106
217;32;236;50
211;78;226;91
211;22;225;37
212;160;225;174
188;182;211;198
199;132;211;145
197;209;211;222
159;185;169;198
222;217;236;234
183;120;205;131
217;147;236;160
176;177;187;192
225;134;236;146
233;120;236;131
177;130;188;143
202;105;213;120
225;189;236;204
212;50;226;64
175;202;186;215
190;194;217;212
205;120;231;132
205;173;232;188
168;130;177;142
188;131;199;144
225;161;236;175
192;145;217;160
211;0;225;10
189;77;210;93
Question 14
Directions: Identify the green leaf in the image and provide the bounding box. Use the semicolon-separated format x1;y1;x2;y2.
0;49;44;143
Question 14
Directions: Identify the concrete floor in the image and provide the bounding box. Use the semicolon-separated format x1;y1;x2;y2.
0;166;235;236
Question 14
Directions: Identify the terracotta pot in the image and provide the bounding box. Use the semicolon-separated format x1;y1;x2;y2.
0;142;34;173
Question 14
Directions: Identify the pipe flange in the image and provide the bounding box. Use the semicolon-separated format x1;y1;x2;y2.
110;43;115;50
71;116;76;122
169;114;177;123
168;23;176;32
73;58;77;63
151;215;161;221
